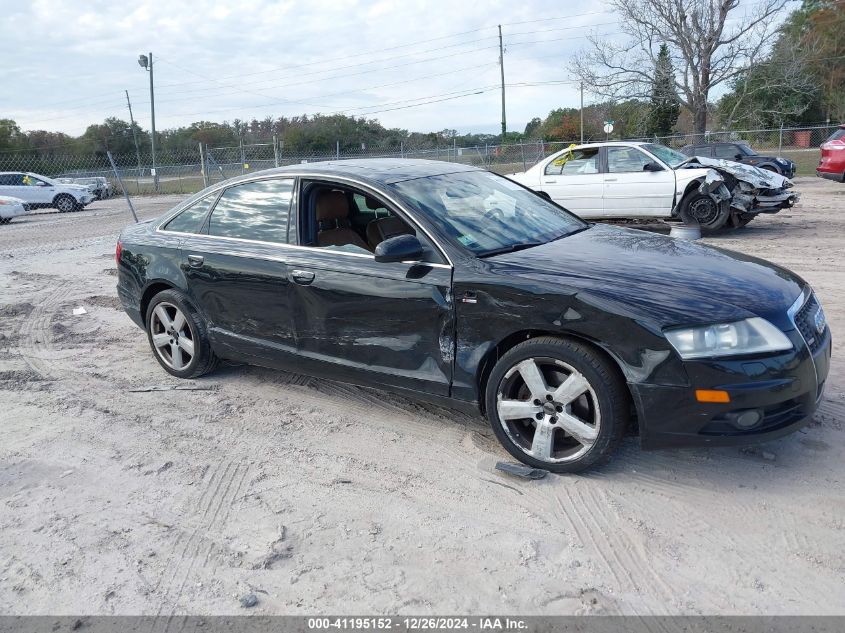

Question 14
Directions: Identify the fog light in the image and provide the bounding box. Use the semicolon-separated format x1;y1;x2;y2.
730;409;763;430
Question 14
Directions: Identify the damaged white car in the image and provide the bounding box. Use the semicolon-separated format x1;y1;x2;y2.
507;142;799;230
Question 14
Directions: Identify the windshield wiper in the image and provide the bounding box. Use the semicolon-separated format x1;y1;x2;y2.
476;241;544;258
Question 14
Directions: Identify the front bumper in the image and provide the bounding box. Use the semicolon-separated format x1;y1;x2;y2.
632;327;831;449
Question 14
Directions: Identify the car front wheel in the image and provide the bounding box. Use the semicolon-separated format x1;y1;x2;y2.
146;289;218;378
485;337;628;473
54;194;75;213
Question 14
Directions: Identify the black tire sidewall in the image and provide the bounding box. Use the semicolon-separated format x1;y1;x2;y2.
485;337;627;473
682;193;728;230
145;289;214;378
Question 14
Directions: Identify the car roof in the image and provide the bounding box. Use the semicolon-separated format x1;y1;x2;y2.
221;158;482;186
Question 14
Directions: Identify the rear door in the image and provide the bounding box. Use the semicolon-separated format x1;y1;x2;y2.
538;148;603;216
180;177;299;361
285;180;453;396
602;146;676;217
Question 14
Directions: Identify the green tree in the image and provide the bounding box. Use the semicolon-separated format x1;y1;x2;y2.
645;44;680;138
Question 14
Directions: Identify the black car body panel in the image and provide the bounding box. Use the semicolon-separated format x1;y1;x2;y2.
680;142;796;178
117;159;830;450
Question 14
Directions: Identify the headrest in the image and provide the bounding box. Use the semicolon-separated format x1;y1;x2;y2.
315;190;349;222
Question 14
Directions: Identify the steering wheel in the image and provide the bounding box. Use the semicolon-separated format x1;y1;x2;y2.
483;207;505;220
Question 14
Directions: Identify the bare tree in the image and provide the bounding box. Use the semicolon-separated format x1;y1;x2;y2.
571;0;790;135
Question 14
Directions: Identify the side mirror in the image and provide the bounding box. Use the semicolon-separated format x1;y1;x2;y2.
643;161;663;172
374;234;423;263
735;154;744;161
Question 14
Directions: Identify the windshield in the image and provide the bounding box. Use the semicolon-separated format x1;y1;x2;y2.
390;170;587;257
737;144;756;156
642;143;689;168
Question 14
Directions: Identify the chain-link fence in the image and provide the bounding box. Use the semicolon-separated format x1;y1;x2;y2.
0;124;838;198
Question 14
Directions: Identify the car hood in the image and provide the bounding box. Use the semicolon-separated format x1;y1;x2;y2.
682;156;792;189
487;224;804;330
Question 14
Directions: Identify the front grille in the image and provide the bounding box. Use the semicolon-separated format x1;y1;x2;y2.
794;293;826;353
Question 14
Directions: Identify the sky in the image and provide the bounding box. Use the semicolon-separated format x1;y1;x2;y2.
0;0;789;137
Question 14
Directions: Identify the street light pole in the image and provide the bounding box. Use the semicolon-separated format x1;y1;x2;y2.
138;52;158;192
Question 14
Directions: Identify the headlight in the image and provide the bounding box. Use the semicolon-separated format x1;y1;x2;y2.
665;317;792;359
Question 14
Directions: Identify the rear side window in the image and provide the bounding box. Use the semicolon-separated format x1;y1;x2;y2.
544;148;600;176
0;174;24;185
827;129;845;142
163;193;216;233
207;178;295;243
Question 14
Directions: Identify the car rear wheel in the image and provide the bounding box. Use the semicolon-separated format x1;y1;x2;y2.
54;194;75;213
485;337;628;473
146;289;218;378
0;218;9;225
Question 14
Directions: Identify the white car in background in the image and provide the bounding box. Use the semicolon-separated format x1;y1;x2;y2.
0;171;95;213
507;142;798;230
0;195;29;224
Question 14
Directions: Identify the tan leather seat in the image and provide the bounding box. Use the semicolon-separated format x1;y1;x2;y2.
315;190;369;250
366;216;414;250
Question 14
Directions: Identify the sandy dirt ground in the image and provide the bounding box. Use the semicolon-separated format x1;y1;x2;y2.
0;179;843;616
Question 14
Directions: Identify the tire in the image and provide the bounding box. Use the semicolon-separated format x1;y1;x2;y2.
145;289;218;379
679;192;729;230
54;194;76;213
485;336;628;473
0;218;9;225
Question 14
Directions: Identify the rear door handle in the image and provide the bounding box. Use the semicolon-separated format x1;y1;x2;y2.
290;270;315;285
187;255;204;267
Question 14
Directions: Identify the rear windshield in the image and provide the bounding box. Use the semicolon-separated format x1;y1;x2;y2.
827;129;845;142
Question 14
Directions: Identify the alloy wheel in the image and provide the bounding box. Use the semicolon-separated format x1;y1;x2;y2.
56;196;74;213
496;357;600;463
149;302;195;371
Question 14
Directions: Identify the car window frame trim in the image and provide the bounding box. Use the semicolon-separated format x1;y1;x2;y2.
155;171;453;270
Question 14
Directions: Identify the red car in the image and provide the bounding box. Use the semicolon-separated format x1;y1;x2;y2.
817;125;845;182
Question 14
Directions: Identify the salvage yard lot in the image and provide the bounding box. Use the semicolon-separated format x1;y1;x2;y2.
0;177;843;615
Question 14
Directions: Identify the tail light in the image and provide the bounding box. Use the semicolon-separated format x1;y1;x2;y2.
115;239;122;266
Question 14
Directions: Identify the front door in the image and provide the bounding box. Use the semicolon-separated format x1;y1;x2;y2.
285;181;454;396
602;146;676;217
539;147;604;216
181;177;299;361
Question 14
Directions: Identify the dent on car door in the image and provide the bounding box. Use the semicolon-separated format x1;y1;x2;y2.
178;178;299;361
285;182;453;396
539;148;603;216
602;146;675;217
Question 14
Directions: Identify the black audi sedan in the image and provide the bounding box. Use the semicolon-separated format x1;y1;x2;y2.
116;159;830;472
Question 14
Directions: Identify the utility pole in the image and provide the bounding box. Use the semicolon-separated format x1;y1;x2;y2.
580;82;584;144
137;52;158;192
498;25;506;141
125;90;143;191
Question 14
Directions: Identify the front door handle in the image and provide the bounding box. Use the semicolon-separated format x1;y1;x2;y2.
544;179;558;184
290;270;315;285
187;254;204;267
604;178;618;182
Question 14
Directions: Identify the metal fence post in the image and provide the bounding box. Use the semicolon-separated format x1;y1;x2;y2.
778;123;784;154
336;141;340;160
273;135;279;167
400;141;404;159
199;143;208;188
521;143;526;172
107;151;138;223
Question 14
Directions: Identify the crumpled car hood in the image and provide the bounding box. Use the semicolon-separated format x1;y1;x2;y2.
683;156;792;189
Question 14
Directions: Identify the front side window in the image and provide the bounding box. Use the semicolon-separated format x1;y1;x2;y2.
714;144;742;160
606;147;653;173
544;148;600;176
207;178;295;243
163;193;216;233
391;171;586;257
